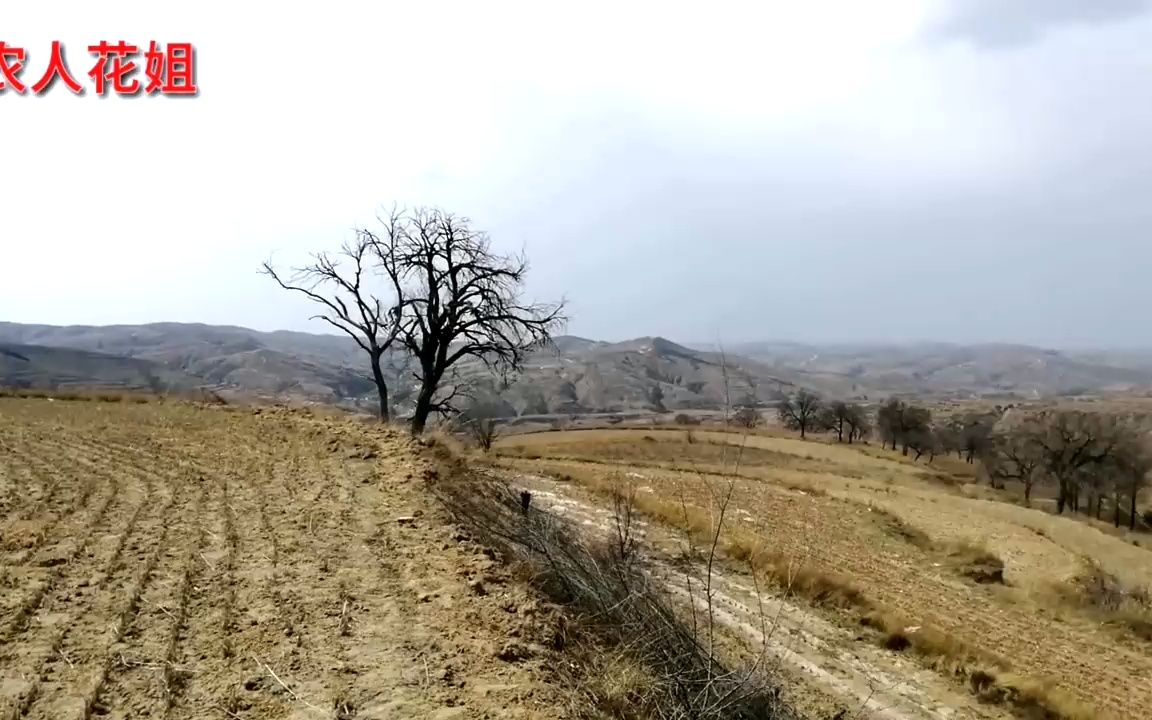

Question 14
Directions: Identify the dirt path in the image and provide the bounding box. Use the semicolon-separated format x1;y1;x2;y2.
0;401;575;720
505;470;1013;720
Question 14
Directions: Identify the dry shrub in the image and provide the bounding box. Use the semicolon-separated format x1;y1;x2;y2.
575;648;661;718
1053;562;1152;643
426;455;793;720
945;541;1006;585
466;418;499;452
882;631;912;652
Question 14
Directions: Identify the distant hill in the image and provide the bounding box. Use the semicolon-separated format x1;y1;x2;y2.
0;342;206;393
722;340;1152;398
475;336;871;415
3;321;1151;413
0;322;373;404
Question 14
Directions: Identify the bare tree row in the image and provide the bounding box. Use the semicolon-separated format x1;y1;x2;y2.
757;388;1151;529
987;409;1150;527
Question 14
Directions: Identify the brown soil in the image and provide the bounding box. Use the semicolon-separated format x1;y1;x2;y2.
0;399;572;719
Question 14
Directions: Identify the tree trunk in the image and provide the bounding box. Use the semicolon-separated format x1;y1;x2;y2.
369;353;389;422
410;384;436;435
799;423;806;440
1024;482;1032;507
1114;492;1122;528
1056;482;1066;514
1130;486;1138;531
1095;494;1102;520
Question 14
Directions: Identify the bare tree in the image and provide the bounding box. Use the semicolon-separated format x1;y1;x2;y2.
844;406;871;444
777;389;822;439
1112;431;1152;530
961;418;994;465
732;406;761;429
988;426;1045;505
648;384;667;413
458;395;510;451
1034;410;1122;514
261;232;402;421
876;399;931;456
386;208;566;434
905;426;940;462
876;399;902;451
466;417;499;451
821;401;867;443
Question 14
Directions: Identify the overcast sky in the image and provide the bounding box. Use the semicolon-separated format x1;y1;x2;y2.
3;1;1152;348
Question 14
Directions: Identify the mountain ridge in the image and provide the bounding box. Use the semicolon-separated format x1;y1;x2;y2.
3;321;1152;412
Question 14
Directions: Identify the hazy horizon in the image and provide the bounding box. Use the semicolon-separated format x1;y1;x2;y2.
5;1;1152;349
6;317;1152;354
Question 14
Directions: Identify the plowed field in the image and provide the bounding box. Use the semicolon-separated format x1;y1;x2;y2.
0;399;566;720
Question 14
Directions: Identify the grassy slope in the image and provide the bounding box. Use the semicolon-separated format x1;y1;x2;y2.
493;427;1152;719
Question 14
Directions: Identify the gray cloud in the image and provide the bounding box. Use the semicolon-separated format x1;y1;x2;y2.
930;0;1151;48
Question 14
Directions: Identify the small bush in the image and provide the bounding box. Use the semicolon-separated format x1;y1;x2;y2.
466;418;498;452
674;413;701;426
882;631;912;652
1052;562;1152;643
947;542;1006;585
732;407;761;429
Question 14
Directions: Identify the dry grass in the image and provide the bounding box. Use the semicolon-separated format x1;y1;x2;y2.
868;506;932;549
428;447;794;720
0;386;227;405
1047;562;1152;644
944;540;1007;585
572;467;1100;718
0;386;155;403
492;427;1147;720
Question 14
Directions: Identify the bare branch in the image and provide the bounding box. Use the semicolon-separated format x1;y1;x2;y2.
260;230;404;421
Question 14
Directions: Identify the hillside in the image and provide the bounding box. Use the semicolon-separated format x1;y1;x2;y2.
478;336;862;416
3;322;1152;413
725;340;1152;398
0;342;206;394
0;322;373;404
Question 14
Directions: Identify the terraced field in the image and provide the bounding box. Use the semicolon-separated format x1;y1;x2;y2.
0;399;566;720
494;428;1152;720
